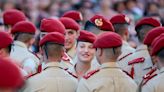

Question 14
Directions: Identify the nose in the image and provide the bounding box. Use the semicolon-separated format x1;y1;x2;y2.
84;47;89;52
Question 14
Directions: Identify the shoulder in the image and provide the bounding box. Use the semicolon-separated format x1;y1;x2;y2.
118;52;133;61
128;57;145;65
64;68;78;79
83;69;100;79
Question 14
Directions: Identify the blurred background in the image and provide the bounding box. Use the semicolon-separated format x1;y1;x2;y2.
0;0;164;47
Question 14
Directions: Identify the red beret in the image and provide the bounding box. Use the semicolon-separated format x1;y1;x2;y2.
0;58;24;88
93;32;122;48
3;9;26;26
144;27;164;46
135;17;161;31
78;30;96;43
39;32;65;46
11;21;36;34
151;33;164;56
90;15;114;32
40;18;65;34
60;17;80;31
110;14;130;24
62;10;83;21
0;31;13;49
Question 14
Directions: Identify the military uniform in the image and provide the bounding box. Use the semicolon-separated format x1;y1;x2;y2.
60;52;74;69
142;68;164;92
117;44;153;84
121;40;135;54
10;41;40;76
23;62;78;92
76;62;137;92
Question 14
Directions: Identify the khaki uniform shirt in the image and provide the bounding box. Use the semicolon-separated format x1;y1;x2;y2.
22;62;78;92
10;41;40;76
142;67;164;92
76;62;137;92
117;44;153;85
121;41;135;54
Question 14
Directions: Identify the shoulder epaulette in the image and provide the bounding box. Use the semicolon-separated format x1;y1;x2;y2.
37;64;42;73
118;53;133;61
83;69;100;79
62;53;70;61
142;68;157;86
128;57;145;65
26;72;39;79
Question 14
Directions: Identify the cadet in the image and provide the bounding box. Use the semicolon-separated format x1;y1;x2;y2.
85;14;115;68
110;14;135;54
0;31;13;57
76;32;137;92
68;30;96;80
23;32;78;92
117;17;161;84
142;33;164;92
60;17;80;60
3;9;26;31
138;27;164;90
10;21;40;76
40;18;73;69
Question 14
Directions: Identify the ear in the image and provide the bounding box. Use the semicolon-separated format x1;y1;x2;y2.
97;48;103;57
61;47;66;57
76;31;80;39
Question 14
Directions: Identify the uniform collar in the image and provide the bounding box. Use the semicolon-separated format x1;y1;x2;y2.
136;44;148;52
43;62;62;70
13;41;27;48
101;62;119;69
159;67;164;74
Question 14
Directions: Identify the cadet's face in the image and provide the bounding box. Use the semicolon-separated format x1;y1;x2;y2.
64;29;78;51
77;42;95;63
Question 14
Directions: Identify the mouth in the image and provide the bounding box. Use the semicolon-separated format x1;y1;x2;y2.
82;54;90;58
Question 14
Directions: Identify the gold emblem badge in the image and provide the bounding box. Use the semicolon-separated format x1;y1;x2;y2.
95;18;103;26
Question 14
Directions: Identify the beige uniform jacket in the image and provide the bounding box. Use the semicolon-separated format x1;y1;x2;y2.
121;41;135;54
23;62;78;92
117;44;153;85
10;41;40;76
76;62;137;92
142;67;164;92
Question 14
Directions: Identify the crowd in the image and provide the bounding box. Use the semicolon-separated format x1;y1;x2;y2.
0;0;164;92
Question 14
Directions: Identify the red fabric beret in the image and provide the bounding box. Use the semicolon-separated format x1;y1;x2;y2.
144;27;164;46
135;17;161;31
11;21;36;34
60;17;80;31
3;9;26;26
93;32;122;48
0;31;13;49
0;58;24;88
151;33;164;56
110;14;130;24
78;30;96;43
40;18;65;34
90;14;114;32
39;32;65;46
62;10;83;21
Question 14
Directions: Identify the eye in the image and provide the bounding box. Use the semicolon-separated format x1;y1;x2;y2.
68;31;74;35
89;45;94;49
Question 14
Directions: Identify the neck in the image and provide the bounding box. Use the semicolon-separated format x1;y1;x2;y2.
100;58;116;64
75;60;91;76
46;57;61;63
